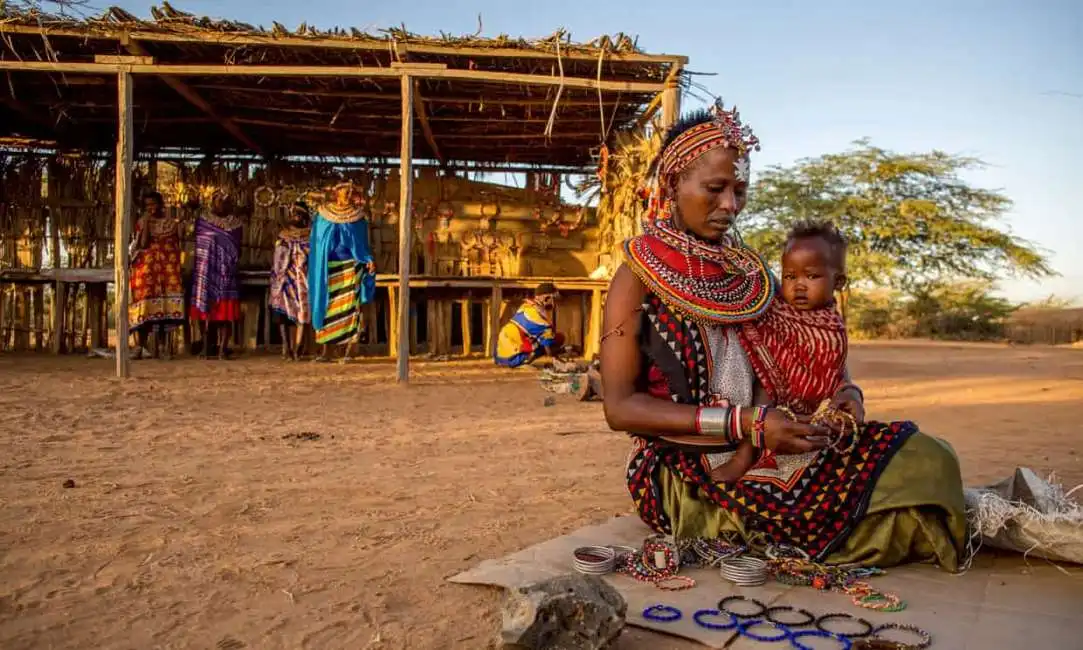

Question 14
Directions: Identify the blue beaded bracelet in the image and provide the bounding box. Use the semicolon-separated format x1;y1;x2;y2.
692;608;739;631
738;619;792;643
642;604;682;623
791;629;853;650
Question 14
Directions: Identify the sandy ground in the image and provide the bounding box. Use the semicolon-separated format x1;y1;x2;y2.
1;342;1082;650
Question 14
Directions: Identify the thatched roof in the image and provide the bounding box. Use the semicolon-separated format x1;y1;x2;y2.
0;3;685;167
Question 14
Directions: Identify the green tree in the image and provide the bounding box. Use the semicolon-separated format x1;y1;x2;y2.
742;140;1053;291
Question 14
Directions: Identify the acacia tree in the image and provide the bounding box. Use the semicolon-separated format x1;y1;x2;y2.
741;140;1053;292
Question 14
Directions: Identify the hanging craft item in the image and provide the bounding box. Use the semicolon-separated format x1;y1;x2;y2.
412;200;432;232
479;195;500;231
596;144;610;192
253;185;277;209
277;185;299;208
532;232;551;254
383;201;399;226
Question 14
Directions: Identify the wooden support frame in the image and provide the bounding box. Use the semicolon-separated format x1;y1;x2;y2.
0;24;687;67
396;74;415;383
0;61;667;93
121;39;263;154
660;63;683;130
411;79;443;164
114;69;134;378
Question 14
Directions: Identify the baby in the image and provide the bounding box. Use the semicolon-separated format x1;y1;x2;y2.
709;220;849;483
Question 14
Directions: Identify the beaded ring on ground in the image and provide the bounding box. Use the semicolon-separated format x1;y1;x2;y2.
642;604;682;623
871;623;932;649
737;620;791;643
764;605;816;627
791;629;854;650
815;613;874;639
717;595;767;619
692;609;739;631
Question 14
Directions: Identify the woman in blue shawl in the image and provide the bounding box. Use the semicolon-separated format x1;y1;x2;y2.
308;182;376;362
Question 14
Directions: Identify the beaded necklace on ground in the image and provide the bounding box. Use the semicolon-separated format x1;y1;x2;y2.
616;536;696;591
768;556;905;612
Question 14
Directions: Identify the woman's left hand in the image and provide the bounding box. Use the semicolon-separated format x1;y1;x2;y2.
830;385;865;426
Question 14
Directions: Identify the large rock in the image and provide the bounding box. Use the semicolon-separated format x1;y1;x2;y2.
500;574;627;650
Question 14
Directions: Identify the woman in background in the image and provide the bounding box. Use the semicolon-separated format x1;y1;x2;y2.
270;201;312;360
190;190;244;360
129;191;184;359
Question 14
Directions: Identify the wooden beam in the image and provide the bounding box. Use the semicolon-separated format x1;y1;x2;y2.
95;54;154;65
0;61;666;92
190;84;642;107
0;24;688;66
114;69;133;378
396;74;414;383
232;117;602;140
461;300;472;356
411;79;442;164
487;285;503;358
660;63;683;130
123;39;263;154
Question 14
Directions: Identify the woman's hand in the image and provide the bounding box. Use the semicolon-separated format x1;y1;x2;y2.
830;385;866;426
762;409;830;454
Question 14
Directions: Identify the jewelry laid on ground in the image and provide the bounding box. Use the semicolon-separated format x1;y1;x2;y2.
572;545;617;575
639;602;930;648
720;555;769;586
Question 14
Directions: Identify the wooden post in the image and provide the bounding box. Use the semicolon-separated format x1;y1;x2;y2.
88;284;105;349
51;282;67;354
460;299;472;356
263;287;272;352
488;284;502;358
387;285;398;358
584;288;604;360
396;74;414;382
660;63;683;130
114;70;134;378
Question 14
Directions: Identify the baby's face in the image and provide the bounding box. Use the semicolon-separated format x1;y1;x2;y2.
781;237;840;311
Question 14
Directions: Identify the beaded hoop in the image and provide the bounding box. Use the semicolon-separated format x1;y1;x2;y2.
692;609;738;631
642;604;682;623
816;613;873;639
792;629;854;650
871;623;931;650
764;605;815;627
717;595;766;619
737;620;791;643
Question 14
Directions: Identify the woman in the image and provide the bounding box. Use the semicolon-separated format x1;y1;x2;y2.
190;190;243;360
270;202;312;361
494;282;565;368
600;102;966;570
129;191;184;359
308;182;376;363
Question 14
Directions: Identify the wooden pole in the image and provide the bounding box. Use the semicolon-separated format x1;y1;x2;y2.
660;63;683;130
488;285;502;358
460;299;472;356
395;74;414;382
114;70;134;378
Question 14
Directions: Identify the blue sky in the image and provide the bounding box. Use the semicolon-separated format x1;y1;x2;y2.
109;0;1083;303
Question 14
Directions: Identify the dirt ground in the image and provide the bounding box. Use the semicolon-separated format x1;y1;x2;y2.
1;341;1082;650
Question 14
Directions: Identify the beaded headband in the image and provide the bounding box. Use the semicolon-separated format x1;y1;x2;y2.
655;98;761;187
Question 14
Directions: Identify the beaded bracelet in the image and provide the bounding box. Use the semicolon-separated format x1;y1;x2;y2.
750;406;768;448
792;629;854;650
815;613;873;639
871;623;932;650
717;595;766;619
695;405;732;439
737;620;791;643
642;604;682;622
764;605;816;627
692;609;739;631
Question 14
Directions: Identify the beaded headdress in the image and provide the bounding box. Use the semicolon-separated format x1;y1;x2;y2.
654;98;760;188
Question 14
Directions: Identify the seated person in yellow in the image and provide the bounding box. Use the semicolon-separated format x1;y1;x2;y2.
494;283;565;368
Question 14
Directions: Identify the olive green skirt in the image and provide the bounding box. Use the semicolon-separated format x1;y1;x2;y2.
658;433;968;570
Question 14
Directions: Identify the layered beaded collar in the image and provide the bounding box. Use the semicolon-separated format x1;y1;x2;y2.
623;216;775;325
319;202;366;225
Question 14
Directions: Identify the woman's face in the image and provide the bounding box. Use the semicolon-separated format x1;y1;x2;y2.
672;146;747;242
289;209;307;226
143;196;163;217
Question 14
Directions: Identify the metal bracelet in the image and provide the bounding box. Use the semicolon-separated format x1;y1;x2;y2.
696;406;731;438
